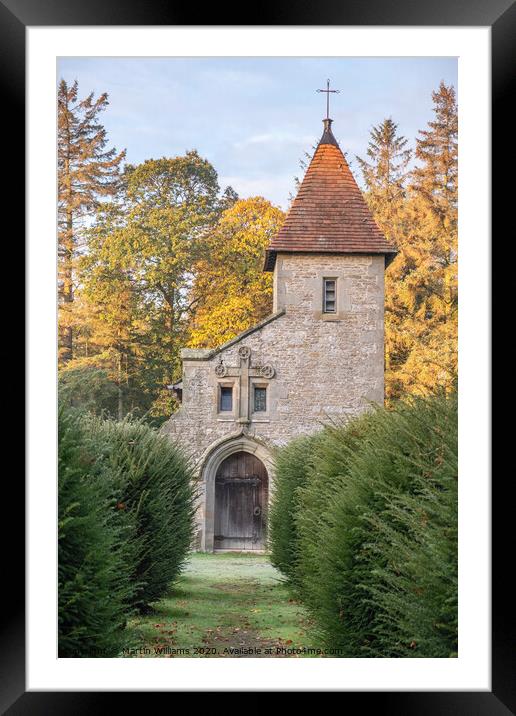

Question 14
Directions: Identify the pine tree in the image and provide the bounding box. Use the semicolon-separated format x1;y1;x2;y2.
356;118;413;397
356;89;457;401
58;80;125;363
403;82;458;395
412;82;458;224
356;117;412;215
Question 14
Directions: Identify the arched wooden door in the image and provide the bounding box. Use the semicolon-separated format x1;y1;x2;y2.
214;452;268;551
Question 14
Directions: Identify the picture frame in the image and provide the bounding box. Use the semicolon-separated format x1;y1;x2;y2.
7;0;506;707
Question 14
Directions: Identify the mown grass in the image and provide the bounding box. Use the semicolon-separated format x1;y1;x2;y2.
125;553;320;657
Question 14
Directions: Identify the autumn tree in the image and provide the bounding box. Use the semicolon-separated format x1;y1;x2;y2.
187;197;284;348
71;152;231;418
357;85;458;400
58;79;125;363
356;118;414;398
412;82;458;221
72;204;147;419
356;117;412;217
403;81;458;395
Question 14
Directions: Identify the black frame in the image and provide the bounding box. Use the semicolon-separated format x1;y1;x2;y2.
8;0;505;709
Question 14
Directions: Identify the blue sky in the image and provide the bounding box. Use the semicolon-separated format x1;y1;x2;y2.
58;57;457;209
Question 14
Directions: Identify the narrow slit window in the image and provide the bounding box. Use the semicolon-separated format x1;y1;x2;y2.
254;386;267;413
219;386;233;412
323;278;337;313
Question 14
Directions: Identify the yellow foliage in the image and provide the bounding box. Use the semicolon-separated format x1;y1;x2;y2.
187;197;284;348
381;191;457;402
361;86;458;402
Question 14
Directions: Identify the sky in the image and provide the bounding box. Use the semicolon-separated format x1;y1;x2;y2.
58;57;457;210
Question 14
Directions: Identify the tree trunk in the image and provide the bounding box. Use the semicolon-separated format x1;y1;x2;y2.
117;350;124;421
59;93;73;365
60;211;74;362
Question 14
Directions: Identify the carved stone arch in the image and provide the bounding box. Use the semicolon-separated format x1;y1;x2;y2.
199;432;275;551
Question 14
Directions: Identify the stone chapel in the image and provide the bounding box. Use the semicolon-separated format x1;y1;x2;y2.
163;115;397;552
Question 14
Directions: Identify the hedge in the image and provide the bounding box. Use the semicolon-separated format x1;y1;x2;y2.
270;392;458;658
294;412;376;617
58;408;135;657
58;408;196;657
268;434;319;584
85;417;196;613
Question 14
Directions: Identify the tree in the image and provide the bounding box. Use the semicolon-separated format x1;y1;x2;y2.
58;366;119;417
187;197;285;348
58;80;125;363
120;153;221;332
412;82;458;223
357;86;458;401
66;201;146;419
402;82;458;396
355;116;412;263
71;152;228;419
356;118;413;395
356;117;412;216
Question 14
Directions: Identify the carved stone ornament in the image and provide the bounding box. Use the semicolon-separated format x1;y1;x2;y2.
260;364;275;379
214;362;227;377
238;345;251;360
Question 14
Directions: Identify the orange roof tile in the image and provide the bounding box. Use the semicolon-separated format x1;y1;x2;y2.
264;119;397;271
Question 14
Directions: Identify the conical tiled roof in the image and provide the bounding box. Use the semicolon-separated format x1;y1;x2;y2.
264;119;397;271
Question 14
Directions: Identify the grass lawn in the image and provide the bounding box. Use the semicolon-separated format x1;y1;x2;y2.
125;552;319;658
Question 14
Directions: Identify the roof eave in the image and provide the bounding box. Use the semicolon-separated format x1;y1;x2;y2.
263;247;398;272
181;309;287;361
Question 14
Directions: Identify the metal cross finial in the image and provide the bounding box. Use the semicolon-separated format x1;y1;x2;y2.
316;79;340;119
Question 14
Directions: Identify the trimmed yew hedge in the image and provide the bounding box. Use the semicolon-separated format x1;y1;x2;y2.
58;408;195;657
58;408;135;657
269;392;458;658
268;434;319;584
87;417;196;613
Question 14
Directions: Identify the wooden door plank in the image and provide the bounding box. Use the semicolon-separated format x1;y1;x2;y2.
214;451;269;551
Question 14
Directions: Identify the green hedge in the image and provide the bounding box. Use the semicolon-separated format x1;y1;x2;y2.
294;413;376;617
58;408;135;657
270;392;458;658
85;417;196;613
268;435;318;584
58;408;196;656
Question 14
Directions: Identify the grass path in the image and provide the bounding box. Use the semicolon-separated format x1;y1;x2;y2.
126;553;317;658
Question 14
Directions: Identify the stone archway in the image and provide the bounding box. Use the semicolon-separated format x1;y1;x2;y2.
199;433;274;552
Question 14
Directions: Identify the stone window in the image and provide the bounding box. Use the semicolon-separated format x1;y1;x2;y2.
219;386;233;412
253;386;267;413
323;278;337;313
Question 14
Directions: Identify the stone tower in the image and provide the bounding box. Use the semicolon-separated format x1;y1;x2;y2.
163;116;396;551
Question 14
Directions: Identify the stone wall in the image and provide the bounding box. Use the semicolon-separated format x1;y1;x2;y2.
162;252;385;547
